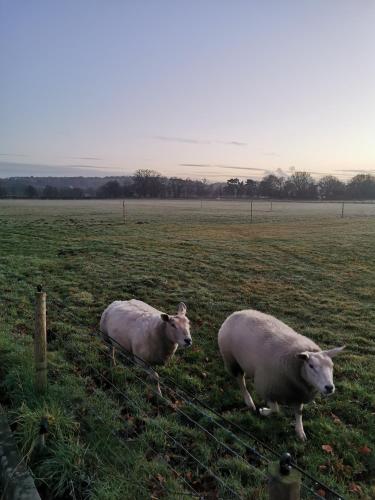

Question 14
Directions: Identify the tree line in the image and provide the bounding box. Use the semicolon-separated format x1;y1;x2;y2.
0;169;374;200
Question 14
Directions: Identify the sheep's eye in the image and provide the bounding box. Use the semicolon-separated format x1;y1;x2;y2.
171;323;176;329
309;364;315;370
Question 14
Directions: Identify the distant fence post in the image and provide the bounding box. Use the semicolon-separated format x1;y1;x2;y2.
200;199;203;210
341;201;345;218
250;200;253;223
35;285;47;393
122;200;126;224
270;201;273;212
268;453;301;500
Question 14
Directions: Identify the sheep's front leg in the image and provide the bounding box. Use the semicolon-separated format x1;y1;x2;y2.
150;369;162;397
294;404;306;441
110;345;116;367
135;358;162;396
259;401;279;417
237;373;256;412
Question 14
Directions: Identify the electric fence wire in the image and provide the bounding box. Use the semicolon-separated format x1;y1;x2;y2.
95;337;327;500
82;357;241;499
3;287;344;500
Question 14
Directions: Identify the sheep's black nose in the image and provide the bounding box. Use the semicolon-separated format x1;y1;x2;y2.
325;385;334;394
184;338;192;346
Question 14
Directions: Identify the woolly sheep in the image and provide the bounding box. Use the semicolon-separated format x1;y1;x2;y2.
218;309;345;440
100;299;192;394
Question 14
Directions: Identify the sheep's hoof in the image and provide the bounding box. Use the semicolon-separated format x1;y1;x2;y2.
259;407;272;417
296;429;307;441
244;395;256;412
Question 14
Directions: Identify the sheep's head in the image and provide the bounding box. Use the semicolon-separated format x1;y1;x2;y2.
161;302;192;348
298;347;345;396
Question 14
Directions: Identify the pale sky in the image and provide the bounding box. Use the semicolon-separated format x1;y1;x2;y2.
1;0;375;181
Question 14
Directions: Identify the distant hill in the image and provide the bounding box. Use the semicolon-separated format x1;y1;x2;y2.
0;176;133;196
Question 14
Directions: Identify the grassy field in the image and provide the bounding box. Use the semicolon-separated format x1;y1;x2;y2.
0;199;374;499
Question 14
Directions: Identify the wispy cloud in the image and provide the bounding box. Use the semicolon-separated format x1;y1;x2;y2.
215;165;264;171
180;163;264;171
0;161;131;177
155;136;247;146
216;140;248;147
263;152;280;157
67;156;103;161
180;172;260;179
179;163;211;167
335;168;375;173
155;136;210;144
0;153;29;157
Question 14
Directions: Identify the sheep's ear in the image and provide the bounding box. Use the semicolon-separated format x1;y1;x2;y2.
323;346;346;358
297;351;310;361
177;302;187;316
161;313;170;322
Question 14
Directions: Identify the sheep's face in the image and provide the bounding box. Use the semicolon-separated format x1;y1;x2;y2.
298;347;345;396
161;302;192;348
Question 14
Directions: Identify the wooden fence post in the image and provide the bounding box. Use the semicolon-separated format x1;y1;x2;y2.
35;285;47;393
250;200;253;223
123;200;126;224
341;201;345;218
268;453;301;500
270;201;273;212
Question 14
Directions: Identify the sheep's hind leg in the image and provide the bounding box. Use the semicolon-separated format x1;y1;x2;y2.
294;404;306;441
237;373;256;412
259;401;279;417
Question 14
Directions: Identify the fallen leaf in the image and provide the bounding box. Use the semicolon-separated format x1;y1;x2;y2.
319;465;328;471
156;474;165;484
317;489;326;497
348;483;362;494
330;413;341;424
322;444;333;454
358;445;371;455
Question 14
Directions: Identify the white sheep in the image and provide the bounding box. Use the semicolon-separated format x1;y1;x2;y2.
100;299;192;394
218;309;345;440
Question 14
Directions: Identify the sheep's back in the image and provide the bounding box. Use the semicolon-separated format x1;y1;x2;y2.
100;300;160;353
219;309;319;375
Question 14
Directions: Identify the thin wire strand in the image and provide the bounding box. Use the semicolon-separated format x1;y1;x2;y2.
97;342;328;500
97;343;269;482
99;334;345;500
85;361;241;499
46;299;344;499
91;352;326;500
83;368;202;499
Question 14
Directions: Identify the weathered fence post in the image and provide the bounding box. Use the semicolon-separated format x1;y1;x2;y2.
270;201;273;212
38;416;49;449
200;199;203;210
268;453;301;500
250;200;253;223
341;201;345;218
35;285;47;393
122;200;126;224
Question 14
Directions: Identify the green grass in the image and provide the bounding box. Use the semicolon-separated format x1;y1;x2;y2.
0;199;374;499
